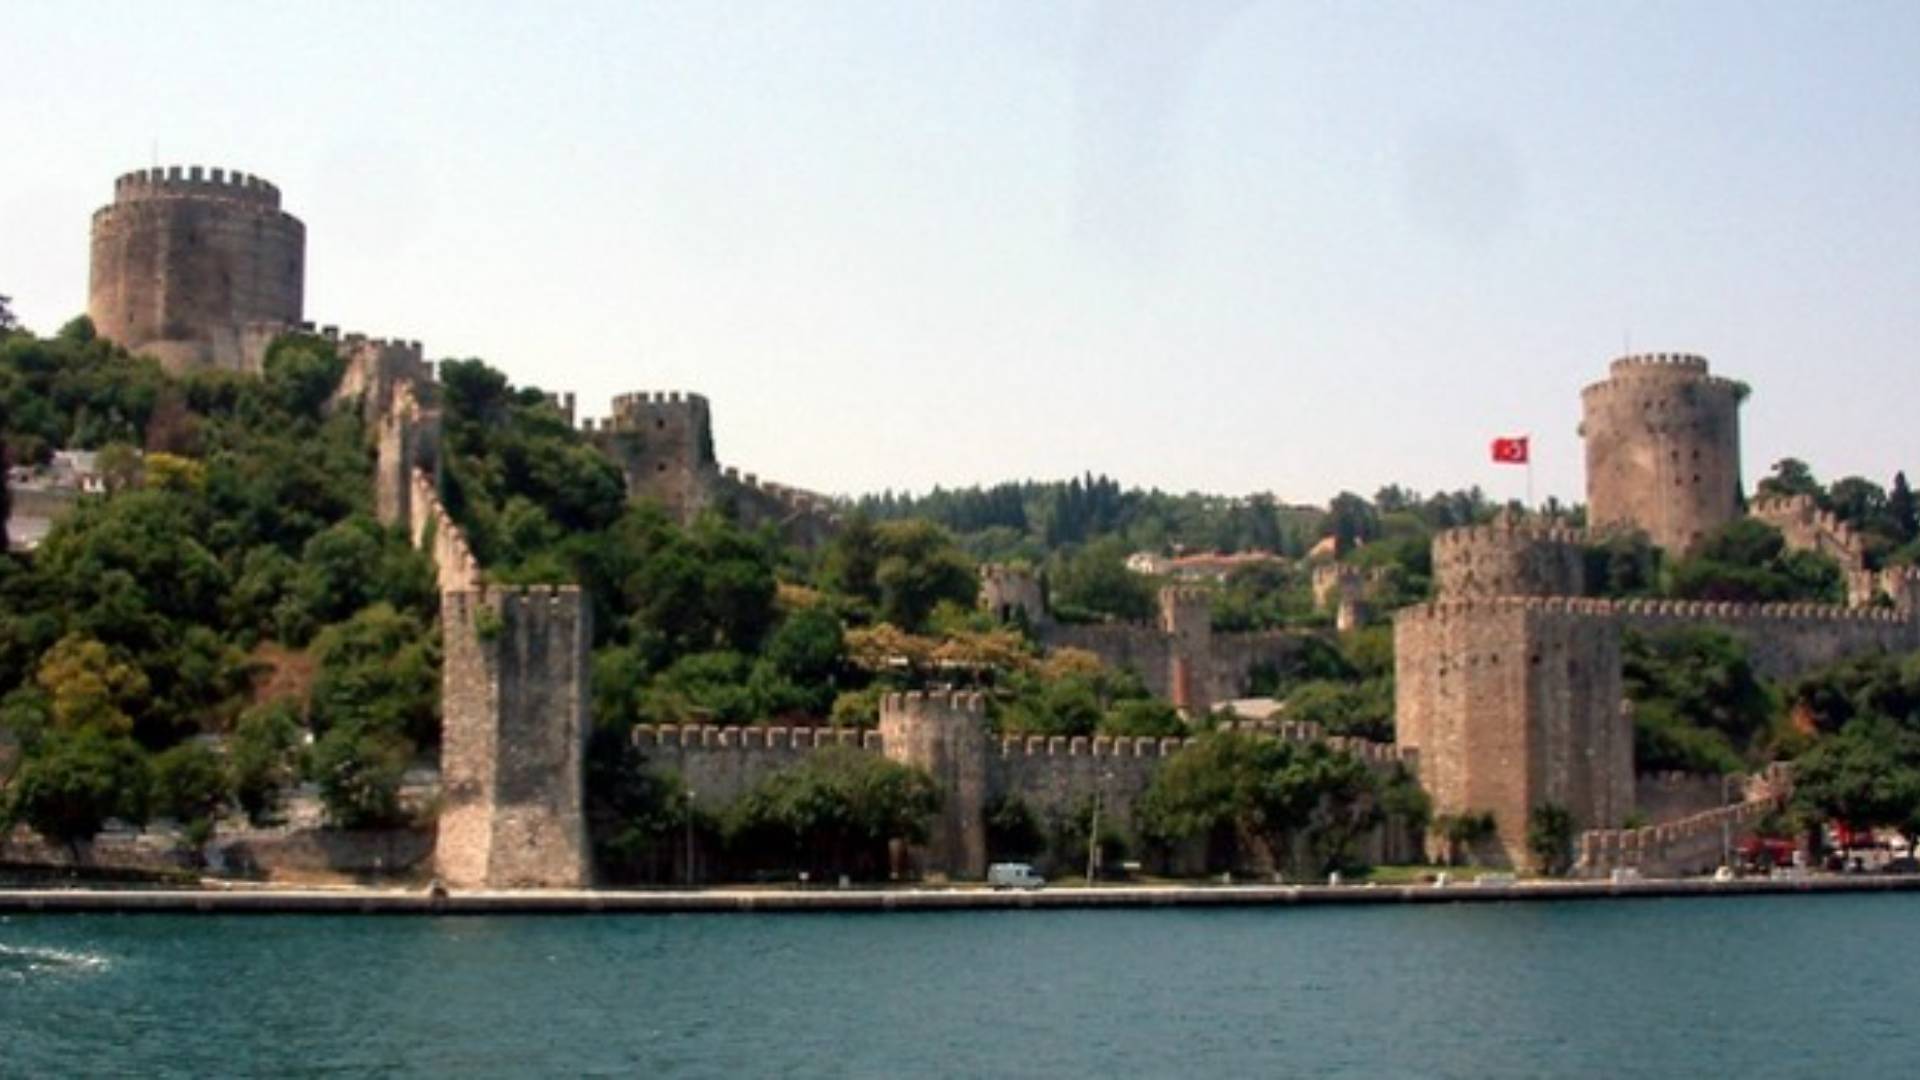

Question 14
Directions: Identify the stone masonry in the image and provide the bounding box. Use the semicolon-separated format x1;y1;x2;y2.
88;166;305;375
635;707;1418;880
586;390;840;549
880;691;990;879
980;566;1312;718
437;585;593;890
1580;353;1745;556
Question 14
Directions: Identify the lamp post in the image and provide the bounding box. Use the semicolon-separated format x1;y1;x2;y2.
1086;769;1112;885
686;788;697;889
1721;773;1734;871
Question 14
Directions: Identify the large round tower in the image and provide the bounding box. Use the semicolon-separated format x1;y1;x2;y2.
1579;353;1745;556
88;166;305;374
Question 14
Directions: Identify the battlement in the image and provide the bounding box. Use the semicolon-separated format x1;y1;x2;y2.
718;466;841;522
109;166;282;210
410;469;479;591
1577;767;1792;876
632;723;881;752
442;582;584;621
1608;352;1710;376
606;390;711;422
1580;352;1746;406
1398;594;1910;626
1431;520;1590;552
881;690;989;718
311;325;426;364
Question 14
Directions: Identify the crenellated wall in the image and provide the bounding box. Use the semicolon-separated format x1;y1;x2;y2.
1013;584;1321;718
408;468;479;592
1610;597;1919;682
624;709;1415;880
1431;516;1588;600
586;391;839;548
1577;766;1792;877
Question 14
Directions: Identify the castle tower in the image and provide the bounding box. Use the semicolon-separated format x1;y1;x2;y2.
880;691;989;880
594;391;717;523
437;585;593;890
88;166;305;374
1580;353;1745;556
1394;599;1633;870
980;565;1048;627
1431;515;1587;601
1159;586;1214;717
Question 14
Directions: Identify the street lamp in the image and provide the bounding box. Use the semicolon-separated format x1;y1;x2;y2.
1086;769;1113;885
686;788;697;889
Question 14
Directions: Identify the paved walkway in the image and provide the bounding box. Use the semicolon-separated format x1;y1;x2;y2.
3;875;1918;915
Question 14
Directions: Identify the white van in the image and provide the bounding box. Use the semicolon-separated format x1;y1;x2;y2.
987;863;1046;890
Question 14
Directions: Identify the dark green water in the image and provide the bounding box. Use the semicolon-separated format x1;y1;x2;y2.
2;895;1913;1078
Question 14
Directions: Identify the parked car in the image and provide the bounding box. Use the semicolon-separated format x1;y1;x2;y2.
987;863;1046;890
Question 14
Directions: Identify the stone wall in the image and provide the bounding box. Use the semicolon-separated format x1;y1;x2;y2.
586;391;839;549
1396;585;1918;867
1432;517;1586;600
1394;598;1632;869
632;724;881;808
1580;353;1744;556
624;710;1414;881
1033;588;1316;718
1578;768;1790;878
882;692;991;879
1612;599;1920;682
87;166;305;375
437;586;593;889
1635;772;1733;825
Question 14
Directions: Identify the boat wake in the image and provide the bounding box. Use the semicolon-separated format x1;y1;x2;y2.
0;943;110;981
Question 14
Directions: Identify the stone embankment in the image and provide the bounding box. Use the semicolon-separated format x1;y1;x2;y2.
4;875;1918;915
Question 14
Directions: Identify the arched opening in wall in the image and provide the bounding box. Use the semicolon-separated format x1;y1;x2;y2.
656;463;666;473
656;419;665;430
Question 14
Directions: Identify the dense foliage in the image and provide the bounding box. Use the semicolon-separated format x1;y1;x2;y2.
0;327;436;839
1135;731;1420;876
1623;627;1779;774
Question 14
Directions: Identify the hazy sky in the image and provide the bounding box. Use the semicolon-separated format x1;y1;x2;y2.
3;1;1917;506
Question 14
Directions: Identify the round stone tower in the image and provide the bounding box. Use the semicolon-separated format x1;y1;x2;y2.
1579;353;1745;556
88;165;305;375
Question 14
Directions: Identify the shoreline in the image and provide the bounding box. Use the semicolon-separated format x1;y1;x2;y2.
3;874;1919;915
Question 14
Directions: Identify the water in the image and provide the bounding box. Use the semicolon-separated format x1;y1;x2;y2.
1;895;1913;1078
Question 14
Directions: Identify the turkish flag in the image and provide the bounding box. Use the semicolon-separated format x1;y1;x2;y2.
1491;436;1529;465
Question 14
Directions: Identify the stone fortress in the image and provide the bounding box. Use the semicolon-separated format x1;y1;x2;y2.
50;166;1918;885
1396;353;1920;871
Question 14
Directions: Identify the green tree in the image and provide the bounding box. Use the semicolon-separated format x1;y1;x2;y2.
1137;731;1385;876
1623;627;1775;773
871;520;979;632
308;722;411;829
1527;802;1576;875
584;728;695;883
1889;472;1919;546
1756;457;1821;500
229;699;305;823
723;746;939;880
1050;536;1155;623
150;742;230;829
306;604;440;746
4;727;150;851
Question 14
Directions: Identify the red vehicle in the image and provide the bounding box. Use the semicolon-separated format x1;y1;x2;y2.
1738;836;1798;870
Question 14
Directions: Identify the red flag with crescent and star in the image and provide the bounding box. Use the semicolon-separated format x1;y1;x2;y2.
1491;436;1529;465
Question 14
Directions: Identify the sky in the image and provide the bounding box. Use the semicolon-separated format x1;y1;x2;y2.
3;1;1918;507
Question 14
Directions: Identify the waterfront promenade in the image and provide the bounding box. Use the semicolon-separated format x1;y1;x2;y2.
3;874;1918;915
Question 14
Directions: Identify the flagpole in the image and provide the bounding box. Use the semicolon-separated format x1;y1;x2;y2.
1525;433;1533;514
